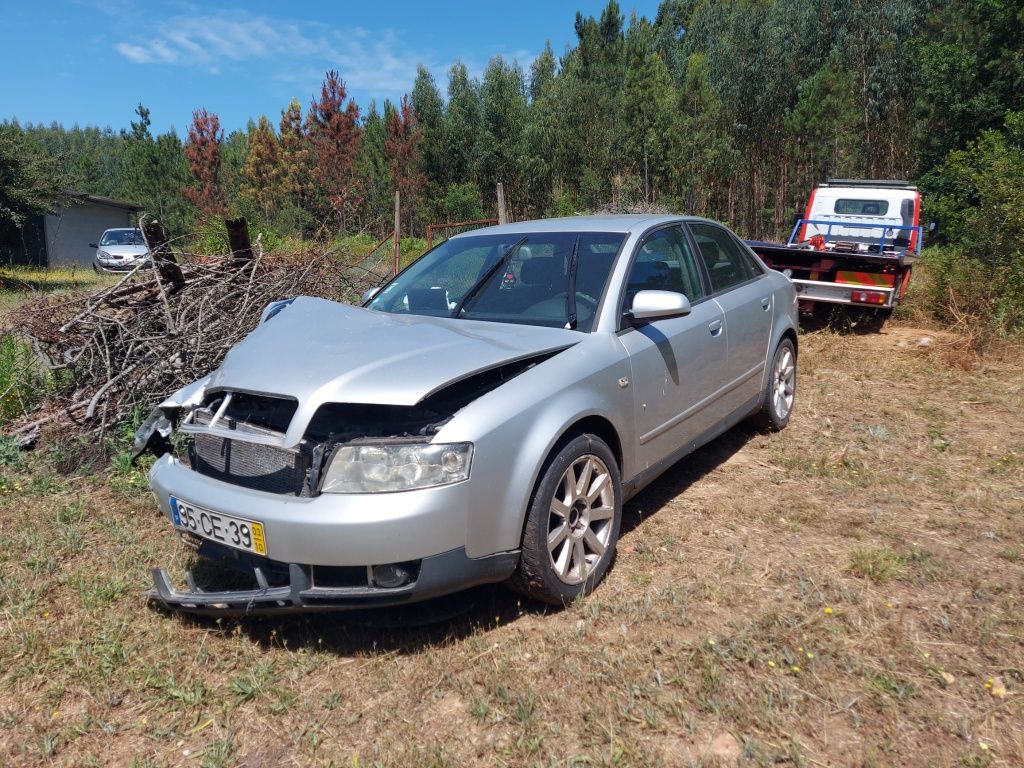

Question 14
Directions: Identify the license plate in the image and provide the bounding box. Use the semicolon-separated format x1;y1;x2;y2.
169;497;267;556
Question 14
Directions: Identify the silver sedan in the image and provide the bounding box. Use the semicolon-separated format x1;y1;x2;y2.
138;215;798;614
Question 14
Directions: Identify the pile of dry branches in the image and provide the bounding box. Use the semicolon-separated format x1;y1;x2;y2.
4;242;392;442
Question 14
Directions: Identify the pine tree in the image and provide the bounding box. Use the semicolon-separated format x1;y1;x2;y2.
279;98;311;211
385;95;425;233
306;70;362;233
241;115;283;222
183;108;226;217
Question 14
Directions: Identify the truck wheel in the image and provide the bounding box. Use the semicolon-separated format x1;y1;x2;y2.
509;434;622;606
752;338;796;432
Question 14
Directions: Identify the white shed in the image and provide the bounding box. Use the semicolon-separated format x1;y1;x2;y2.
43;194;144;268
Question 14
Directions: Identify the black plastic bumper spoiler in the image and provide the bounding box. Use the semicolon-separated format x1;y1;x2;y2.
147;548;520;617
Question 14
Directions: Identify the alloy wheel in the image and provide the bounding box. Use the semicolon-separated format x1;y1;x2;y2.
547;454;616;585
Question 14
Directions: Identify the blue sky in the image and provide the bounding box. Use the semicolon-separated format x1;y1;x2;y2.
2;0;661;136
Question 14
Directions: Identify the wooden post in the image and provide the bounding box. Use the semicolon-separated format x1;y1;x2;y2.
393;190;401;276
496;182;508;225
140;219;185;291
426;224;433;252
225;217;254;264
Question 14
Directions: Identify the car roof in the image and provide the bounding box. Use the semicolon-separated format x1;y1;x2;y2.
103;227;141;232
451;214;716;238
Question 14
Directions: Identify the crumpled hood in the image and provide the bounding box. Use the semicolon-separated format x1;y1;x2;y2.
207;296;580;445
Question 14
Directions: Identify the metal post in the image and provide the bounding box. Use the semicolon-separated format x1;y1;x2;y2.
496;182;508;225
393;191;401;276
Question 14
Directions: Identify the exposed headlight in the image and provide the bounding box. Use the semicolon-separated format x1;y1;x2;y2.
321;442;473;494
98;250;112;259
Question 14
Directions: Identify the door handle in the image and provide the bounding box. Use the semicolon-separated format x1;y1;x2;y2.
708;319;723;336
761;297;771;310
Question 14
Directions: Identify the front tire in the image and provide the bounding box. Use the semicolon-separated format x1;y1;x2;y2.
752;338;796;432
510;434;622;605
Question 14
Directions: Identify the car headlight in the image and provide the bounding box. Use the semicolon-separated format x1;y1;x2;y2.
98;250;112;259
320;442;473;494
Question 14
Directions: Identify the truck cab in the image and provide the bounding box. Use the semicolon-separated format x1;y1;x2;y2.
748;179;923;322
797;180;922;254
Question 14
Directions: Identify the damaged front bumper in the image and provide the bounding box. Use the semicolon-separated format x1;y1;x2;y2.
147;453;519;615
148;546;519;616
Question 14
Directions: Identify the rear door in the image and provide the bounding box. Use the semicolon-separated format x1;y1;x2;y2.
616;225;727;473
687;222;773;412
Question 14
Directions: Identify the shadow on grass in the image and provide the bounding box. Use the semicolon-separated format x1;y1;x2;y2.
799;304;891;335
166;424;756;655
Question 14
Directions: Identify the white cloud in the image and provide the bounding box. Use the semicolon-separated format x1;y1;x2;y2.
113;12;436;98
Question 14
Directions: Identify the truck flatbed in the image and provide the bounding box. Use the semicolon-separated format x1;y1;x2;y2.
746;240;919;268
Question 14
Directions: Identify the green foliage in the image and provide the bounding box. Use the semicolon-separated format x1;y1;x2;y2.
441;183;485;222
0;125;66;234
0;334;48;425
921;111;1024;332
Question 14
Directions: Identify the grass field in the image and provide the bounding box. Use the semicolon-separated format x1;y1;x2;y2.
1;283;1022;765
0;266;118;313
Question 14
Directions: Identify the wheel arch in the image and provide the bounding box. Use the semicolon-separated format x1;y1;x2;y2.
513;413;624;550
781;326;798;357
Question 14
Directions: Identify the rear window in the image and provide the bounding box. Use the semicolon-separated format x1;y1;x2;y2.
834;199;889;216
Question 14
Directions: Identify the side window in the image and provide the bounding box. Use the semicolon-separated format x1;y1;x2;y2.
737;237;765;276
689;223;754;293
624;226;705;311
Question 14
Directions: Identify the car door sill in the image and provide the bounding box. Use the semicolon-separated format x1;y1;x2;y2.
639;361;766;445
625;391;762;500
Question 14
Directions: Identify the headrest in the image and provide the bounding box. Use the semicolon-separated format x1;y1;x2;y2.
520;256;562;285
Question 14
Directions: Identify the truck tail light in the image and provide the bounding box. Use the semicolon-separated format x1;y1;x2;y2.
850;290;887;305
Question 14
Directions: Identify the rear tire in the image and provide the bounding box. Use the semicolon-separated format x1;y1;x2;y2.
509;434;622;605
752;338;796;432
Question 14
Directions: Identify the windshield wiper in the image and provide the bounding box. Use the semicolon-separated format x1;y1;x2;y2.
565;235;581;330
451;236;527;319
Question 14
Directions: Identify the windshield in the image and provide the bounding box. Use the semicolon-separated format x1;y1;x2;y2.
99;229;145;246
367;231;626;331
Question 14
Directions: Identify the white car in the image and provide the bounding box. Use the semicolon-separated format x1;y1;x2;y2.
91;228;151;273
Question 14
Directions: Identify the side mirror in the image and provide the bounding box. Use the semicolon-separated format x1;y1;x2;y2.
89;243;97;248
927;220;939;236
361;287;381;304
630;290;692;322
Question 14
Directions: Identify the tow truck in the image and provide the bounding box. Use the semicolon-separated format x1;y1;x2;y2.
747;179;925;321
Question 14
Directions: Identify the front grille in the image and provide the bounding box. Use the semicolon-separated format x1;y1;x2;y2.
187;392;310;496
190;434;311;496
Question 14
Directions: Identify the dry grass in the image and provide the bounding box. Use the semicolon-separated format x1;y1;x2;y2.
0;266;116;314
1;320;1022;767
